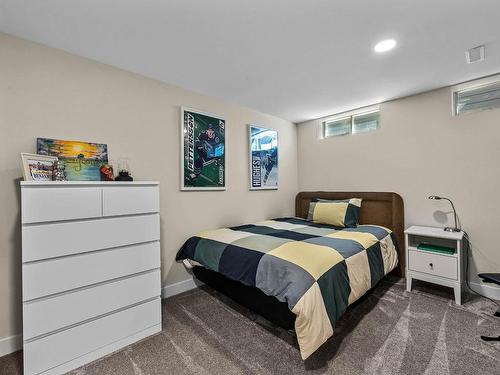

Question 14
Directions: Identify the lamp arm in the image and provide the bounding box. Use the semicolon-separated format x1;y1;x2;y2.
442;197;459;230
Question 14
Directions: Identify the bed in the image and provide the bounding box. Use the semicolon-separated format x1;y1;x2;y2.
176;192;404;359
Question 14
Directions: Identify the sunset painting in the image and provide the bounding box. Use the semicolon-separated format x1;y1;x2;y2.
37;138;108;181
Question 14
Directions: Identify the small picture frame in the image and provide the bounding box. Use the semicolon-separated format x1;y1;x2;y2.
21;153;58;181
100;164;115;181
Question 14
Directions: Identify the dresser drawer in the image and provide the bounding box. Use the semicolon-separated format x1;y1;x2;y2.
24;298;161;375
22;214;160;262
23;241;160;301
21;187;102;224
23;269;160;340
102;186;159;216
408;250;457;280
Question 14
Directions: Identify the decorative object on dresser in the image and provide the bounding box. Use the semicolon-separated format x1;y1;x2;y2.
53;160;67;181
37;138;109;181
405;225;464;304
21;181;161;375
100;163;115;181
20;153;58;181
114;158;133;181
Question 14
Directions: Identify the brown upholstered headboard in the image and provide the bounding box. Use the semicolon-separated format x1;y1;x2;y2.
295;192;405;277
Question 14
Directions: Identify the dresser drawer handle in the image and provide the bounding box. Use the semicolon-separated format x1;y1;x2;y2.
429;263;433;269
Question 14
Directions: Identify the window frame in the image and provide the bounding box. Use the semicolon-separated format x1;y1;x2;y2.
323;115;352;137
322;105;380;139
452;74;500;116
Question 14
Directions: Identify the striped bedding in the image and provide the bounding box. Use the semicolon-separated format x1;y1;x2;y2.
176;217;398;359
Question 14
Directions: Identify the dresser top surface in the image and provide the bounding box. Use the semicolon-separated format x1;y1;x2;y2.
21;181;159;187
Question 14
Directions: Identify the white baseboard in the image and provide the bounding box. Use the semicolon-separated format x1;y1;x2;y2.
0;334;22;357
468;281;500;301
161;277;202;299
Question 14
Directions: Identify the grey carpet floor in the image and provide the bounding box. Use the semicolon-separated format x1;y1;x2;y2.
1;278;499;374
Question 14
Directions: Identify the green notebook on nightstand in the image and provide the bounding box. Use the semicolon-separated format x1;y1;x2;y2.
417;243;455;255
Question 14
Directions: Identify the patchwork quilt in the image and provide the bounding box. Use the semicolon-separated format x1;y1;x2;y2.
176;217;398;359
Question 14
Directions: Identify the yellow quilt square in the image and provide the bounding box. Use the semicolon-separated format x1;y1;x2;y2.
268;241;344;280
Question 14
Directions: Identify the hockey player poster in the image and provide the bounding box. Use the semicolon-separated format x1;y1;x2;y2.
249;125;278;190
181;107;226;190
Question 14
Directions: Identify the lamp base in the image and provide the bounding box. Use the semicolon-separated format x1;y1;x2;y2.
444;227;461;232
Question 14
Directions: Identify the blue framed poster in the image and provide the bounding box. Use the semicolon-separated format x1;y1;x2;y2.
249;125;278;190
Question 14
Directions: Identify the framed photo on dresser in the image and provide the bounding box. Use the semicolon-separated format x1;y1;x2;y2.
21;153;58;181
180;107;226;190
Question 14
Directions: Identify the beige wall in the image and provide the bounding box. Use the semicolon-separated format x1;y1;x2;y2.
298;87;500;289
0;33;298;340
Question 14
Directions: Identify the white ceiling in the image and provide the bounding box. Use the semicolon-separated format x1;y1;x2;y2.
1;0;500;123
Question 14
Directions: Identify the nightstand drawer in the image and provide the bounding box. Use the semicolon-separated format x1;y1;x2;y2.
409;250;457;280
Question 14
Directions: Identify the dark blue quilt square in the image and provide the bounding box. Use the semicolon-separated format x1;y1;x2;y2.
273;217;309;225
366;243;384;287
268;230;317;241
218;245;265;286
230;224;279;236
317;261;350;327
309;222;344;230
230;224;256;231
175;236;200;261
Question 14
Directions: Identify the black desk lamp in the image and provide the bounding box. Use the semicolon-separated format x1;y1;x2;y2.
428;196;461;232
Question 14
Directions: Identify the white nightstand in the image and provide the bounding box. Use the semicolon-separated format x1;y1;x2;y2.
405;226;465;305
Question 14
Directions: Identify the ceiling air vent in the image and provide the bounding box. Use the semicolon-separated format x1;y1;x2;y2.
465;45;485;64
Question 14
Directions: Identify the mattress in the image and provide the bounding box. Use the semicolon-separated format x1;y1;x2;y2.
176;217;398;359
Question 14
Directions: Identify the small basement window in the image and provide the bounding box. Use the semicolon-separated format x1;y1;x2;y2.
453;75;500;116
323;106;380;138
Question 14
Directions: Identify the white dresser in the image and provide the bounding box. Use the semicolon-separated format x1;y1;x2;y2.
21;181;162;375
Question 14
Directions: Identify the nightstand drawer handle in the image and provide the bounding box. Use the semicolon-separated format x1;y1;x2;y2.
429;263;433;269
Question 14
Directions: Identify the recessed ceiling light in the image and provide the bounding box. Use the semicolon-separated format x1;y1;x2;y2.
374;39;397;53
